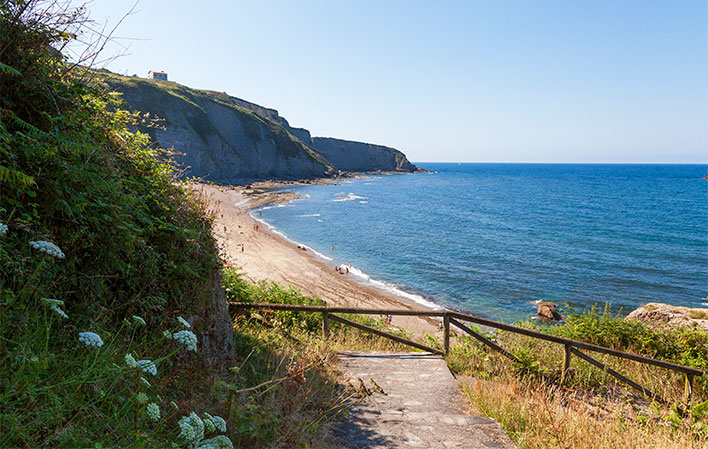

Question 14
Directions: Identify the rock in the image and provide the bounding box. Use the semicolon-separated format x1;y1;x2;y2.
625;303;708;332
536;301;564;322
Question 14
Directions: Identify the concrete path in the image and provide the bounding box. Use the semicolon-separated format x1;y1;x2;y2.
333;351;517;449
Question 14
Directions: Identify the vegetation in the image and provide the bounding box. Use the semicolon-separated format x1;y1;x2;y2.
448;305;708;449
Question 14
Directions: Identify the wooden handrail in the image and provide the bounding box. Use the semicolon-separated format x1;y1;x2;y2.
228;301;703;406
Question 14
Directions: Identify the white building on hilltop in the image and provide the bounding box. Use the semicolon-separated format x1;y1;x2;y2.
147;70;168;81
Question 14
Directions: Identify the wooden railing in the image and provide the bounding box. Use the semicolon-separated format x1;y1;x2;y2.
229;302;703;412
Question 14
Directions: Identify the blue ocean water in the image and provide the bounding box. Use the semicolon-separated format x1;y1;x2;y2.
254;164;708;323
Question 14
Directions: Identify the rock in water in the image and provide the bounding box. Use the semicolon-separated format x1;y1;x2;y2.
537;302;564;322
625;303;708;331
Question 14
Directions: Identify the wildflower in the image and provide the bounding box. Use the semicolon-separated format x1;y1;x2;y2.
135;392;149;404
124;353;137;368
29;240;65;259
211;415;227;433
139;377;151;388
173;330;198;352
132;315;146;326
197;435;234;449
0;223;7;235
136;359;157;376
170;401;179;411
78;331;103;348
50;304;68;319
178;412;205;443
177;316;191;328
162;330;173;339
146;402;161;421
42;298;64;307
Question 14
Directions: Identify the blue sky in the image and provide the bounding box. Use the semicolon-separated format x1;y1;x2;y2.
83;0;706;163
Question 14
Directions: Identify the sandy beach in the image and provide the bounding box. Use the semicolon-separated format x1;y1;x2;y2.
194;183;440;336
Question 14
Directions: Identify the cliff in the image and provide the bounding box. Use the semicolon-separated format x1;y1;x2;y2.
311;137;418;172
99;72;419;183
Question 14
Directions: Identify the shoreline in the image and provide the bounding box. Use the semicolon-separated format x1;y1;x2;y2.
195;182;442;336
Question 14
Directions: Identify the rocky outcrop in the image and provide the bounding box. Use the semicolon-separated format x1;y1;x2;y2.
625;302;708;332
311;137;418;172
536;302;564;322
101;72;419;183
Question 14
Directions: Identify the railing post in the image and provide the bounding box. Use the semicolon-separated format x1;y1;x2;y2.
443;314;450;354
685;373;694;404
322;310;330;340
561;344;572;385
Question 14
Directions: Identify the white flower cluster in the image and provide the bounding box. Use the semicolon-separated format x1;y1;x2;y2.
173;330;198;352
177;316;191;328
124;353;137;368
50;304;68;319
0;223;7;235
196;435;233;449
211;415;226;433
136;359;157;376
146;402;161;421
29;240;65;259
178;412;205;443
42;298;68;319
132;315;146;326
78;331;103;348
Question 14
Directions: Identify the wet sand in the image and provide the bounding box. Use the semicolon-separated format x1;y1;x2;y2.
194;183;440;336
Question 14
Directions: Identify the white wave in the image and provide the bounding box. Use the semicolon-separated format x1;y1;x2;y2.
359;201;368;204
250;213;333;261
343;265;442;310
297;213;321;217
276;204;292;208
334;192;368;202
317;219;324;223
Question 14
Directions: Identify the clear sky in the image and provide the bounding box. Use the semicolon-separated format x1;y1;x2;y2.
81;0;707;163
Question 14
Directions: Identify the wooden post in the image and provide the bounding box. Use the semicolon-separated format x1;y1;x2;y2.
561;344;572;385
685;374;694;404
322;311;329;340
443;315;450;354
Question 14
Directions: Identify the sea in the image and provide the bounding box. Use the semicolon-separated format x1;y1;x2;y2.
253;164;708;323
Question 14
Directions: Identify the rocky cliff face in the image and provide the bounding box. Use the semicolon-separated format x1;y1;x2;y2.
311;137;418;172
101;72;418;183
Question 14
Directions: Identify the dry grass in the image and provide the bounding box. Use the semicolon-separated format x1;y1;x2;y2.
460;374;704;449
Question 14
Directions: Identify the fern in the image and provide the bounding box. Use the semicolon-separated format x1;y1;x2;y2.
0;61;22;77
0;165;36;187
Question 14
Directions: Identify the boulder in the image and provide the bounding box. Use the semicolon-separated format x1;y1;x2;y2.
537;301;564;322
625;302;708;332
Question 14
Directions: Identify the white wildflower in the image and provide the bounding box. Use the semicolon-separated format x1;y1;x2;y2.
135;392;149;404
146;402;161;421
211;415;226;433
124;353;137;368
42;298;64;307
132;315;146;326
136;359;157;376
78;331;103;348
197;435;234;449
177;316;191;328
29;240;65;259
173;330;198;352
50;304;68;319
139;377;151;388
0;223;8;235
178;412;205;443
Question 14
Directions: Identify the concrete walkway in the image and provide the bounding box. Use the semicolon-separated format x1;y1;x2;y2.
333;351;517;449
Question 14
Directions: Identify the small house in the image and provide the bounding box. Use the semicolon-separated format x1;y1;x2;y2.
147;70;168;81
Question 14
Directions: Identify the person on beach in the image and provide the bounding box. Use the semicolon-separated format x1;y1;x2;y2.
346;267;349;274
331;245;335;251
